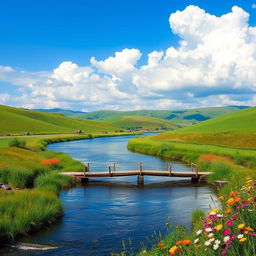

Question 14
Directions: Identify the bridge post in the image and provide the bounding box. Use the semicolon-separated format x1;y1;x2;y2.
82;164;89;182
168;164;172;176
137;175;144;185
113;163;116;172
87;163;90;172
109;166;112;177
139;162;143;175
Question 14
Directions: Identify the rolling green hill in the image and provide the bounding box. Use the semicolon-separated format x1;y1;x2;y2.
0;105;119;135
154;107;256;148
69;106;247;126
103;116;179;130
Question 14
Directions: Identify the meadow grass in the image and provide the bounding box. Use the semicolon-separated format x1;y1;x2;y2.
34;172;74;193
0;189;62;243
128;137;256;168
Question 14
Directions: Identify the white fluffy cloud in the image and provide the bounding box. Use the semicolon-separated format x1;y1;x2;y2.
1;6;256;110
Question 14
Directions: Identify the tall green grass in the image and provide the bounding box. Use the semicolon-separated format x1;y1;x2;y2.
128;137;256;167
35;173;74;193
0;189;62;243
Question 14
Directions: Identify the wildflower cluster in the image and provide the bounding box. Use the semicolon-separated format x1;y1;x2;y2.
198;154;233;165
41;158;60;167
157;178;256;255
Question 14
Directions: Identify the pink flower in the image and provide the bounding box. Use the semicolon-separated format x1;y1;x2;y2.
250;233;256;237
221;249;227;254
223;229;231;236
226;240;232;245
230;235;236;240
226;221;233;226
236;205;242;209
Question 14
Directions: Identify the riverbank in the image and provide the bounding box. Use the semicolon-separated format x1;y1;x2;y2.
126;135;256;255
0;131;141;246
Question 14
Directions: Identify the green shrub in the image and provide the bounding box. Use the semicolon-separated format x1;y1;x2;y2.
8;138;26;148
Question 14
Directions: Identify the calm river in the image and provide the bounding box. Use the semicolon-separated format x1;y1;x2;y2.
3;134;218;256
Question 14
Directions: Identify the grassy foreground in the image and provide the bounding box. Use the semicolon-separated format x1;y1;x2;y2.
0;131;140;245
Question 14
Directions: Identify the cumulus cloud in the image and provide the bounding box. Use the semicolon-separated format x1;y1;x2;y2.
1;6;256;110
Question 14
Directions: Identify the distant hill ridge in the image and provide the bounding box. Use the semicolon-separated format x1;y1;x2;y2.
33;106;248;127
103;115;179;131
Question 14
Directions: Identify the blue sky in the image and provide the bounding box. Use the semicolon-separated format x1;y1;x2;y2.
0;0;256;110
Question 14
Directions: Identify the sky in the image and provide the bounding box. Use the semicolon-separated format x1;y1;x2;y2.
0;0;256;111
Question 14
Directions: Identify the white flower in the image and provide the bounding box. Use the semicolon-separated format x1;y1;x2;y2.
194;238;199;244
196;229;203;235
217;214;223;218
215;239;221;245
213;244;219;250
205;228;212;232
209;211;216;215
204;240;211;246
224;236;230;242
208;233;214;238
237;234;244;239
209;238;215;242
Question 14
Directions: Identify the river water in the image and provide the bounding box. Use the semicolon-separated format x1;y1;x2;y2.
3;134;218;256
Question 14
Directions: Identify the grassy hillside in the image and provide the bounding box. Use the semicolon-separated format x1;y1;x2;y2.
166;107;256;133
71;106;247;126
153;107;256;148
103;115;179;130
0;105;118;135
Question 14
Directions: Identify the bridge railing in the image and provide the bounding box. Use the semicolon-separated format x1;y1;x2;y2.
83;161;199;178
83;161;196;176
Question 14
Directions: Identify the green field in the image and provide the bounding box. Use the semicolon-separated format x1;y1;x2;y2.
103;115;179;130
0;105;119;135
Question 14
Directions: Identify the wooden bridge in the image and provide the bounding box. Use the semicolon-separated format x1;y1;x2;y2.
62;162;211;185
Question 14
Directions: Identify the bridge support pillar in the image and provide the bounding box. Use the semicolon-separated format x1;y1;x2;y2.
137;175;144;185
191;177;199;183
81;177;89;183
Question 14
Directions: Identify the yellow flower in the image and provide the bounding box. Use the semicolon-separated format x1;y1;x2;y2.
169;245;178;253
227;198;234;204
212;208;219;213
218;196;224;200
239;238;247;242
216;224;223;231
238;224;245;229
